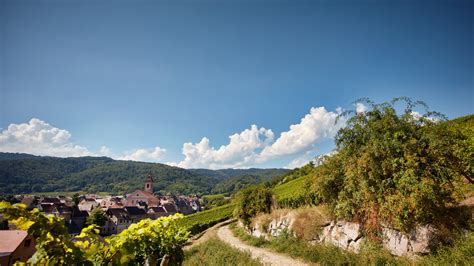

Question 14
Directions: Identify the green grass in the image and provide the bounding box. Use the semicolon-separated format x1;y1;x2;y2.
417;232;474;266
177;204;235;235
273;175;307;198
183;238;261;266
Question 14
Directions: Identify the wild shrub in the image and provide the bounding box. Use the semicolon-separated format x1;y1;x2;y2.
312;98;472;232
233;185;274;226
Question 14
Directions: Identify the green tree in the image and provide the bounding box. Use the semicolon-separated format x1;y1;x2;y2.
313;97;472;232
72;193;80;206
234;186;274;226
86;207;108;227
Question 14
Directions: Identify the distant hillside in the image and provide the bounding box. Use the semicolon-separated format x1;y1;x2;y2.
188;168;287;181
0;153;288;196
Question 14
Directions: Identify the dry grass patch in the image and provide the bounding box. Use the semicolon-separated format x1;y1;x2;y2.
291;205;332;241
250;205;332;241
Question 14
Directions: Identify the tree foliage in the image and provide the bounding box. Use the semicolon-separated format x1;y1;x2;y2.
85;207;107;227
0;201;189;265
312;98;473;232
233;186;274;226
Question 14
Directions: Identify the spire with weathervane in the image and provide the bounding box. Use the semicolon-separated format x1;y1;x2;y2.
144;174;154;193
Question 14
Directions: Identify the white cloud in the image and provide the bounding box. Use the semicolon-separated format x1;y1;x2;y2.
175;107;345;169
4;107;347;169
98;146;112;156
355;103;368;113
0;118;94;157
118;146;166;162
286;153;313;169
259;107;344;161
411;111;423;120
177;125;274;169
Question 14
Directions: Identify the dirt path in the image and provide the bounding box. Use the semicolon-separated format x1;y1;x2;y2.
217;225;309;266
183;219;235;250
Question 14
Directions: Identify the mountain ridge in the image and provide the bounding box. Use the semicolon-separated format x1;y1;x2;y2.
0;152;289;196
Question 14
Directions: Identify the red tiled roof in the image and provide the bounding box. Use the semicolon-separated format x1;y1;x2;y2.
0;230;28;254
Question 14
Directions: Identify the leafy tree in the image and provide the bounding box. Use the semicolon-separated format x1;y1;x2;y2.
313;97;472;232
86;207;107;227
0;201;189;265
72;193;80;206
234;186;274;226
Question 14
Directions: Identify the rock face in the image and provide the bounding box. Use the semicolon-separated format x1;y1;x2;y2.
249;214;437;257
382;225;436;256
313;221;363;253
249;216;293;240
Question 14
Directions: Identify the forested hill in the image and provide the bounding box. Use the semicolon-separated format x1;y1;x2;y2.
0;153;288;196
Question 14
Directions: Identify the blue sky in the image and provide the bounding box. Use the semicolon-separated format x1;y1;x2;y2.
0;0;472;169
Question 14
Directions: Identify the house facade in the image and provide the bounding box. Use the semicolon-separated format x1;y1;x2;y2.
0;230;36;265
126;175;160;207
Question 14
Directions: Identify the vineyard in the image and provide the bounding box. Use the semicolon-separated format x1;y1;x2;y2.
177;203;235;235
273;175;317;208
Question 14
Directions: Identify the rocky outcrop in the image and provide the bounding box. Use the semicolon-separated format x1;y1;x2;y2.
312;221;363;253
249;216;294;239
382;225;437;256
248;213;438;257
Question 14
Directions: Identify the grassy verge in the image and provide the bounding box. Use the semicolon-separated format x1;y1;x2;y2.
417;232;474;265
183;238;261;266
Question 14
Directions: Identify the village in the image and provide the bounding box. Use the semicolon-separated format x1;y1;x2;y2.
1;175;201;236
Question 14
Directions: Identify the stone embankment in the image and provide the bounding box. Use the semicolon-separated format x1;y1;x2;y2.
247;211;438;257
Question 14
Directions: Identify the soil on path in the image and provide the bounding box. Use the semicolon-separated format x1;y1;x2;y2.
216;225;309;266
183;219;235;250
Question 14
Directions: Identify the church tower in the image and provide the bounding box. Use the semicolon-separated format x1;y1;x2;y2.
144;174;154;193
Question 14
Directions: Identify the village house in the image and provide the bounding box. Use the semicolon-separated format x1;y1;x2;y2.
104;208;132;235
124;206;147;223
147;206;168;219
100;196;125;210
0;230;36;265
78;198;99;212
126;175;160;207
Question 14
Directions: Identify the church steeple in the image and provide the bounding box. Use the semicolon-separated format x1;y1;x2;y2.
144;174;153;193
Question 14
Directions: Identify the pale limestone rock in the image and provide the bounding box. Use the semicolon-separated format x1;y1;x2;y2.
382;227;410;256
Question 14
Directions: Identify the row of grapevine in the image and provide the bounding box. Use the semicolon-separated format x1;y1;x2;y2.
273;176;318;209
177;203;235;235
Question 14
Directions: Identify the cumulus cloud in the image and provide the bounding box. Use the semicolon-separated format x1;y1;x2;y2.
355;103;368;113
175;107;345;169
98;146;113;156
118;146;166;162
259;107;344;161
177;125;274;169
0;118;94;157
286;153;313;169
